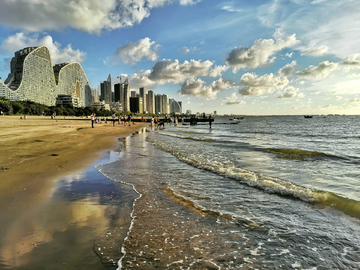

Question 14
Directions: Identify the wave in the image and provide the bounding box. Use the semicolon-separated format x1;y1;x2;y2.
158;131;214;142
150;138;360;219
265;148;343;160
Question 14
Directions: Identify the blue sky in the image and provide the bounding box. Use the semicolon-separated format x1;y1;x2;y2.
0;0;359;115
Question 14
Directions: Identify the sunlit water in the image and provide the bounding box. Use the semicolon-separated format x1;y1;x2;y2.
98;115;360;269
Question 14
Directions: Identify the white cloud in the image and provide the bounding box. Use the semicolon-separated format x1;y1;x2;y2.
301;45;328;56
277;60;297;77
209;65;229;77
258;0;360;59
178;78;231;99
221;92;246;105
225;34;300;70
239;72;289;96
148;59;213;84
296;61;338;79
178;47;190;55
341;53;360;68
347;98;360;103
278;86;304;99
128;70;156;90
273;28;285;40
221;5;242;12
115;38;160;64
0;0;199;33
0;32;85;64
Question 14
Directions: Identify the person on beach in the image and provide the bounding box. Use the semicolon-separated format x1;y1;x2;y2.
91;113;95;128
118;114;121;125
112;113;116;126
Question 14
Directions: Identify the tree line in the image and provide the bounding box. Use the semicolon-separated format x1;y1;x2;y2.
0;97;183;117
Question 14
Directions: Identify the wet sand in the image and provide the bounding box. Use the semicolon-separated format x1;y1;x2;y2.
0;116;148;269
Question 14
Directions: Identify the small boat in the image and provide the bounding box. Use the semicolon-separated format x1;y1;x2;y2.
229;116;244;121
304;115;313;118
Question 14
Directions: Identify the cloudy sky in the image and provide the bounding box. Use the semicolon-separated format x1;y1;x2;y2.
0;0;359;115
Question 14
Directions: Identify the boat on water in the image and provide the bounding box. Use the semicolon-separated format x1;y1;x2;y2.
229;116;244;121
304;115;313;118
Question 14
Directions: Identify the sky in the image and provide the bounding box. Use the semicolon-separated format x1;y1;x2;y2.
0;0;359;115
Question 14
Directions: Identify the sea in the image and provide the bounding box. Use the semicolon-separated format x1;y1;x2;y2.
97;115;360;270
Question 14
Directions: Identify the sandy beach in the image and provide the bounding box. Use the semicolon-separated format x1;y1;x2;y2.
0;116;148;269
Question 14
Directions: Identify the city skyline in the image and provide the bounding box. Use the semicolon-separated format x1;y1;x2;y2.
0;0;359;115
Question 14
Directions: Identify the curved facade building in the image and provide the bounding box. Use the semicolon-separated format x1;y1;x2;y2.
0;46;91;107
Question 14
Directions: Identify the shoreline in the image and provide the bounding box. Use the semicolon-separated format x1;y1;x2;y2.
0;115;148;269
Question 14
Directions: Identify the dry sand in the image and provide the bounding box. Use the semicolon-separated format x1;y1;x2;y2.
0;115;148;269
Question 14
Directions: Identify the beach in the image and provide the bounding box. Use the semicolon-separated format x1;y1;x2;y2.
0;116;148;269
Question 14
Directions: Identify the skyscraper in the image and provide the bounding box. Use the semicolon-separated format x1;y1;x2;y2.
100;74;112;103
147;90;155;114
139;87;146;113
123;79;130;112
155;94;162;114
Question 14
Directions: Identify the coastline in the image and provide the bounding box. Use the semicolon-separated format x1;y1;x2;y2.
0;115;148;269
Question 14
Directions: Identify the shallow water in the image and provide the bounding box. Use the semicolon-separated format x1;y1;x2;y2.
98;116;360;269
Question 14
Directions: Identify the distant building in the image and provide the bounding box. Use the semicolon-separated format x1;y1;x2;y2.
169;99;182;114
123;80;130;112
147;90;155;114
91;88;100;103
110;102;122;111
100;74;112;103
56;94;79;107
130;97;143;113
91;101;110;111
139;87;147;113
0;46;92;107
186;110;192;116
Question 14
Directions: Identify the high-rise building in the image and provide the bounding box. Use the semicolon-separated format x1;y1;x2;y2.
130;97;143;113
123;79;130;112
161;94;168;114
147;90;155;114
114;83;121;102
91;88;100;102
100;74;112;103
155;94;162;114
131;90;136;97
169;98;182;114
0;46;92;107
139;87;147;113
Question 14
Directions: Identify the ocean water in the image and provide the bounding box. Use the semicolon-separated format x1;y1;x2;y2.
97;115;360;269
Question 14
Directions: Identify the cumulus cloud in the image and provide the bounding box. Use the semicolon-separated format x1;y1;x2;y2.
178;47;190;55
296;61;338;79
148;59;213;84
221;92;245;105
278;86;304;98
341;53;360;68
0;0;199;33
0;32;86;64
346;98;360;103
277;60;297;77
239;72;289;96
178;78;231;99
209;65;229;77
128;70;156;90
115;38;160;64
301;45;328;56
225;34;300;70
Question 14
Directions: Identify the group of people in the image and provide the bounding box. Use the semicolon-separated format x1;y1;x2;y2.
91;113;135;128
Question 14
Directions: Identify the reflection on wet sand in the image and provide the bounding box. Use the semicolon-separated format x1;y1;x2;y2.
0;151;137;270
